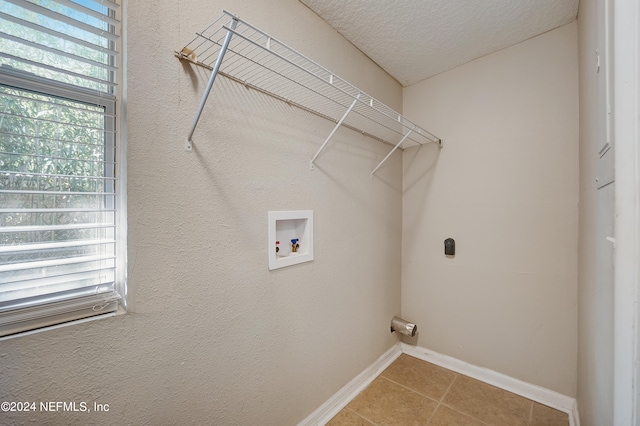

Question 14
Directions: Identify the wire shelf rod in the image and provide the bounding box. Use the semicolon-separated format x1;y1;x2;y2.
178;10;442;172
223;47;347;115
183;14;227;47
215;72;388;147
193;35;226;64
220;25;425;137
215;70;393;146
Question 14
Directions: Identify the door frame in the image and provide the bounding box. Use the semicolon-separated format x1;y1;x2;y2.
613;0;640;424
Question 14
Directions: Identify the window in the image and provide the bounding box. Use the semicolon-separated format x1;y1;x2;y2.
0;0;125;337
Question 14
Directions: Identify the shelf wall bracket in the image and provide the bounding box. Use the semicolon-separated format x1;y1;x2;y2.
310;93;361;170
370;126;415;178
185;16;239;151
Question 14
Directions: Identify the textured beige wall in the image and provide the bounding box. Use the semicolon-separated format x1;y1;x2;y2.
402;22;579;397
576;0;615;423
0;1;404;424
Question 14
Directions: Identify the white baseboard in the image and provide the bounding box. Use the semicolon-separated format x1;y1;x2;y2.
298;343;402;426
570;399;581;426
401;343;580;426
299;342;580;426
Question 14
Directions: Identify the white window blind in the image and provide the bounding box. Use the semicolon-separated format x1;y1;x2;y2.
0;0;124;337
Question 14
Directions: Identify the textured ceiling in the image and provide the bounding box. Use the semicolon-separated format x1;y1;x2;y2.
300;0;579;86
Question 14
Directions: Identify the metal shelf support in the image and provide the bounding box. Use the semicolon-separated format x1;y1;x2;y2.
370;127;414;178
185;16;238;151
176;10;442;173
310;94;360;169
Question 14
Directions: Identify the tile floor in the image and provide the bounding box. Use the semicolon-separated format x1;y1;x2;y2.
327;354;569;426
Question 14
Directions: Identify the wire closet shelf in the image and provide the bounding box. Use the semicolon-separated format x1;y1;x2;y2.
176;10;442;176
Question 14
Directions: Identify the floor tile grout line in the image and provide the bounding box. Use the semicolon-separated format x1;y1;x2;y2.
436;401;494;426
379;364;504;426
378;375;442;404
331;355;568;426
424;373;458;425
344;407;378;426
439;373;458;403
434;373;520;426
434;369;554;426
376;375;457;425
437;373;495;426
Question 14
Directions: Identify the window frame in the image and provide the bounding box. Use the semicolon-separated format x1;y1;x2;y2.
0;0;126;339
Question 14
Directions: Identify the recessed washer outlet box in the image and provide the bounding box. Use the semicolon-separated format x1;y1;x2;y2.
268;210;314;270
